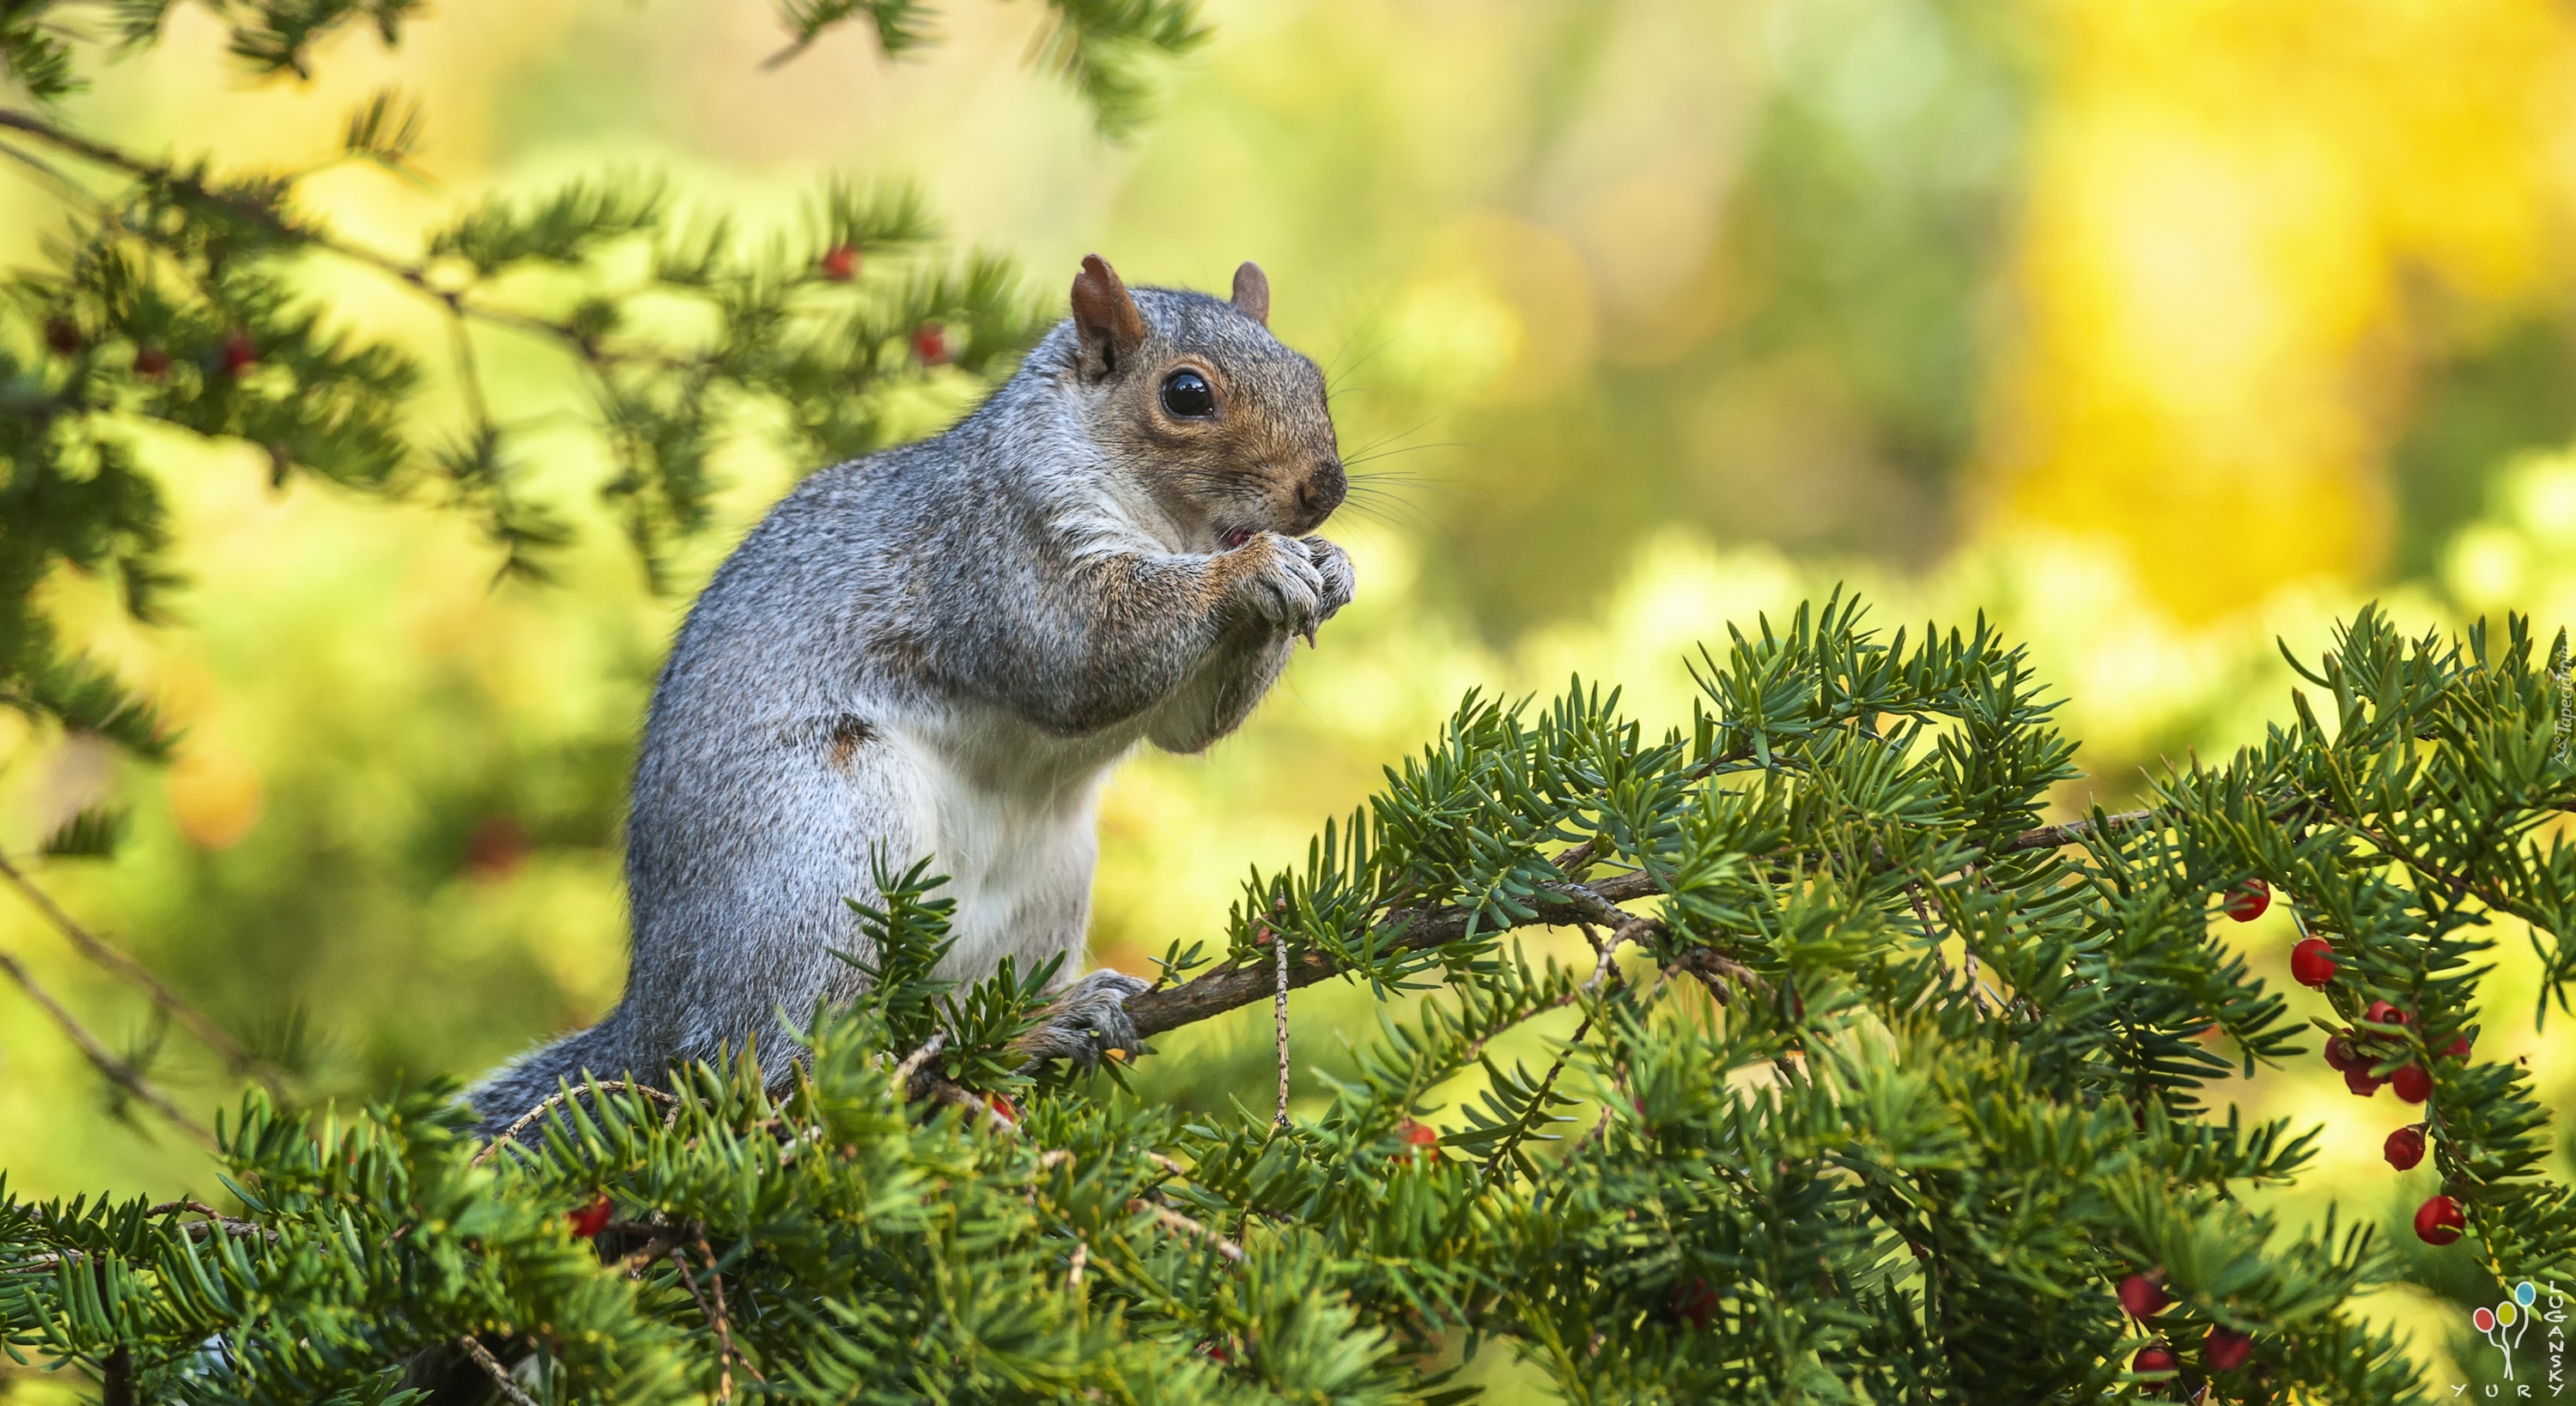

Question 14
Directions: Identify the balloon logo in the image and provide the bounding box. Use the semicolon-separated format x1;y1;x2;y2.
2475;1283;2539;1379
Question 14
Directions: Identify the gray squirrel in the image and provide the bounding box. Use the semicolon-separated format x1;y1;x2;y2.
465;255;1352;1134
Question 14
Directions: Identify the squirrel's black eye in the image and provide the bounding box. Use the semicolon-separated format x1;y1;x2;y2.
1160;369;1215;418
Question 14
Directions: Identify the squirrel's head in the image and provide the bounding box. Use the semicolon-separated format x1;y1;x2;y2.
1060;254;1344;548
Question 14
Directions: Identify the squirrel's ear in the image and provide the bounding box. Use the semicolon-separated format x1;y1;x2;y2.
1230;262;1270;326
1070;254;1147;379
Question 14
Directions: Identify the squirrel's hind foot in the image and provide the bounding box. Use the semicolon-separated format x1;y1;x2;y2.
1015;967;1152;1072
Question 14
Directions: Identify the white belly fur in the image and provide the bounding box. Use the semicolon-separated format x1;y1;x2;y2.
883;706;1138;984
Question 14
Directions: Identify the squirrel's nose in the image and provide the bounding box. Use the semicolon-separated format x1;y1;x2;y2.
1299;458;1346;518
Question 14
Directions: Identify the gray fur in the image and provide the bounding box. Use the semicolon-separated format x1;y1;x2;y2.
467;268;1352;1134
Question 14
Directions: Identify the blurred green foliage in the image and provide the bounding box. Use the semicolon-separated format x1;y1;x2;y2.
1428;0;2034;632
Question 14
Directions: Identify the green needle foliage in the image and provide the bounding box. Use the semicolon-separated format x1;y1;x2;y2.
0;0;1201;756
9;598;2573;1402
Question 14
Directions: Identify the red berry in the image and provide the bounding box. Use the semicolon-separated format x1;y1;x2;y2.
220;331;258;375
2289;937;2336;988
2415;1194;2465;1245
45;318;80;355
134;344;170;378
2385;1125;2426;1171
2223;878;2270;922
2117;1272;2168;1319
2132;1344;2179;1376
2344;1066;2384;1097
2363;1000;2407;1029
985;1091;1019;1124
567;1194;612;1239
2323;1034;2362;1072
2442;1033;2471;1060
2391;1064;2432;1104
1668;1276;1717;1329
2204;1325;2252;1373
819;243;858;282
911;322;951;366
1397;1118;1439;1151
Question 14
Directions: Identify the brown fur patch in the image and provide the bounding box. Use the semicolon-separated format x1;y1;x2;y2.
827;715;875;769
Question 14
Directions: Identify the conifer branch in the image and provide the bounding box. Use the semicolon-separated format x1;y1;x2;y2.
101;1346;132;1406
0;105;678;360
1122;870;1664;1038
471;1080;683;1167
1271;924;1290;1128
0;108;433;295
0;602;2537;1402
671;1234;754;1401
2002;808;2155;852
0;851;281;1090
1129;1199;1242;1262
2318;797;2557;936
1476;936;1619;1185
459;1337;539;1406
890;1032;948;1089
0;945;213;1146
618;1228;687;1278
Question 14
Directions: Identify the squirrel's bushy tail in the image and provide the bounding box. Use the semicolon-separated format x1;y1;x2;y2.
464;1021;637;1142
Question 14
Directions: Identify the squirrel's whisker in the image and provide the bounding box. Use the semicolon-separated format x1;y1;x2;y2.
1335;412;1451;464
1321;330;1399;395
1340;443;1476;470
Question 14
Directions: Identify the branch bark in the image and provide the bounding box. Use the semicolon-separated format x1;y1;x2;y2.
1121;808;2155;1042
473;1081;683;1167
459;1337;538;1406
1122;871;1661;1039
2002;809;2155;854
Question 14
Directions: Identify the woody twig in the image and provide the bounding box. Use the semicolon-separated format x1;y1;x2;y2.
0;945;211;1147
0;851;283;1092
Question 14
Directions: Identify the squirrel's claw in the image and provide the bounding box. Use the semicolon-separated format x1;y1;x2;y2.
1299;536;1357;627
1017;968;1153;1072
1238;533;1327;640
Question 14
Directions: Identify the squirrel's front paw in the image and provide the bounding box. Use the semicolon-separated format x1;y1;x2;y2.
1299;536;1356;625
1233;532;1326;640
1015;968;1151;1072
